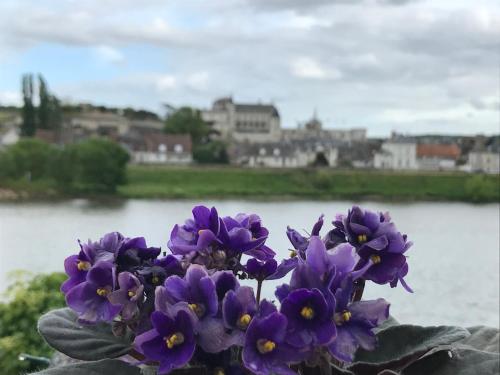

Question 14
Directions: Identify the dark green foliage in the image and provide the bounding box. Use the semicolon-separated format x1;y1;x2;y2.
21;73;36;137
0;138;54;180
464;175;499;202
0;273;66;375
38;75;62;131
164;107;209;145
193;141;229;164
70;139;130;192
38;308;133;361
32;359;141;375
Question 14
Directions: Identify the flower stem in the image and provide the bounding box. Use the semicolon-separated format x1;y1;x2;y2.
256;280;263;305
352;278;365;302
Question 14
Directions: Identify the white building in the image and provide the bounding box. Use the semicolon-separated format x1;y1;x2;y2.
232;140;339;168
0;125;20;149
469;147;500;174
202;97;281;143
130;133;192;165
374;139;418;170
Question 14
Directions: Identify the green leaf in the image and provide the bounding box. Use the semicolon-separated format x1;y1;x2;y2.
353;325;469;365
29;359;141;375
38;308;133;361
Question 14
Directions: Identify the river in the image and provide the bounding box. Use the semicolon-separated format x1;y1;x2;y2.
0;199;498;328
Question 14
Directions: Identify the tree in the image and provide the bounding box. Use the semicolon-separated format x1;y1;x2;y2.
0;138;55;180
38;74;62;130
0;272;66;375
71;138;130;192
193;141;229;164
20;74;36;137
164;107;209;145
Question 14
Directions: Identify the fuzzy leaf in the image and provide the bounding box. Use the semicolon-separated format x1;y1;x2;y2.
30;359;140;375
38;308;133;360
353;325;469;365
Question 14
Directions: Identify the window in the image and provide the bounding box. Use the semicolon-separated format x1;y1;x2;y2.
273;148;281;156
259;147;266;156
174;144;184;153
158;144;167;153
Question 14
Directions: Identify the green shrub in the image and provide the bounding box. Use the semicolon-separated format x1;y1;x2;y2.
0;272;66;375
0;139;55;180
465;175;500;202
71;138;130;192
193;141;229;164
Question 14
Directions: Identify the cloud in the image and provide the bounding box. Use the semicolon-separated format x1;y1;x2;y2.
186;72;210;90
0;0;499;136
0;91;21;106
290;57;341;80
93;45;125;65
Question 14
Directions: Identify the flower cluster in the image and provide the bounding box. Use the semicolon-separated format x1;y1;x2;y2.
60;205;413;374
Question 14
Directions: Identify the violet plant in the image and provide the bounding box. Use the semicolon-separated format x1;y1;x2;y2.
34;205;495;375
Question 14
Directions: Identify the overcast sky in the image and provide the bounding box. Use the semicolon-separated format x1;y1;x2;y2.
0;0;498;136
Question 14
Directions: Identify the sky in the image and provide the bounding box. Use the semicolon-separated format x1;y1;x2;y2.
0;0;499;137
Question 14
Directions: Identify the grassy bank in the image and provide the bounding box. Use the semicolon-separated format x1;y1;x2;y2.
118;165;499;202
1;165;498;202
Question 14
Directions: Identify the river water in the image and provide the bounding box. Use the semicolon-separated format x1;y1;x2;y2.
0;199;498;328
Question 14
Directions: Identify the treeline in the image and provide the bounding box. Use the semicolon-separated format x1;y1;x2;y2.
164;106;228;164
0;138;129;192
20;74;62;136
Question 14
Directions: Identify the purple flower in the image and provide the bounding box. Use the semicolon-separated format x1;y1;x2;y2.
340;206;413;290
65;261;121;323
223;286;257;332
280;288;336;348
163;264;218;319
328;279;390;362
212;270;240;302
108;272;144;321
245;258;278;281
61;248;93;294
218;213;270;258
135;309;195;374
115;236;161;271
243;311;300;375
168;206;220;255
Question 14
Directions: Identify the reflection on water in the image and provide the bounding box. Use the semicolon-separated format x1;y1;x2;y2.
1;199;498;328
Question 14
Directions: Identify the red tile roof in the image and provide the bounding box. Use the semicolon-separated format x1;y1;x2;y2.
417;144;460;159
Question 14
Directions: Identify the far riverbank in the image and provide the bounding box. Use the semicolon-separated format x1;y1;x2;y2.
1;165;498;203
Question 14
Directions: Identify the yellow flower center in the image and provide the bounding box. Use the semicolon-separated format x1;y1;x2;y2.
342;310;352;322
165;332;185;349
237;314;252;330
257;339;276;354
289;250;298;258
300;306;315;320
357;234;368;243
96;288;109;297
370;255;381;264
198;229;204;236
77;260;91;271
188;303;206;318
128;290;136;298
213;368;225;375
151;275;160;284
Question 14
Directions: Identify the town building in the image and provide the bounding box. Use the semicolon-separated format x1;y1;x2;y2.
416;144;461;171
201;97;281;143
374;135;464;171
374;138;418;170
0;125;20;149
469;142;500;174
282;114;366;144
230;139;339;168
127;133;192;165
